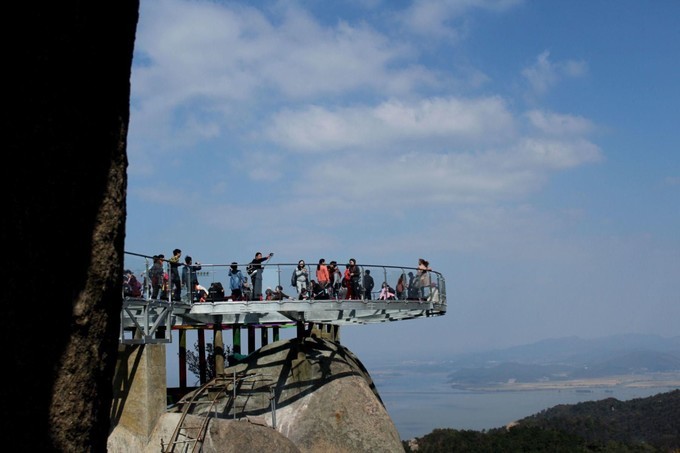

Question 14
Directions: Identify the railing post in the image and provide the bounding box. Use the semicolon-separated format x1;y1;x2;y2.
261;327;269;346
248;325;256;354
179;328;187;389
232;324;241;355
198;329;206;385
269;385;277;429
214;321;225;376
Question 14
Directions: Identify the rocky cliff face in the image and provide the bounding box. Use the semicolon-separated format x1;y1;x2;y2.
109;337;404;452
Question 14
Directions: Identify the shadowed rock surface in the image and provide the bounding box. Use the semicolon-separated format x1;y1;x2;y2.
111;413;301;453
6;3;138;451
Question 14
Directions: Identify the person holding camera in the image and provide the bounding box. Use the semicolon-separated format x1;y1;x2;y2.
181;255;202;302
247;251;274;301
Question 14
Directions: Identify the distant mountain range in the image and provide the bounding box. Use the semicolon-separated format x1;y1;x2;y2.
388;334;680;388
451;333;680;365
407;334;680;387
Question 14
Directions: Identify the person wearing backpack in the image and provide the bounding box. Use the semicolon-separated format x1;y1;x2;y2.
148;255;165;299
228;262;246;301
181;255;202;302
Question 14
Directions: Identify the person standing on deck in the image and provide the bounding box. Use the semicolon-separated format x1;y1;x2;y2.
316;258;330;289
168;248;182;301
396;272;407;300
181;255;201;302
348;258;361;300
148;254;164;299
363;269;375;300
228;262;246;301
293;259;309;298
328;261;342;298
417;258;432;300
248;251;274;301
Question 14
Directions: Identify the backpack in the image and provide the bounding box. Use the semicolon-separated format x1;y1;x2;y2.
208;282;224;301
229;271;244;291
148;264;163;285
291;269;297;287
246;264;255;276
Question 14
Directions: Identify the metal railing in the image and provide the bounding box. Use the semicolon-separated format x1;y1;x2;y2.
122;251;446;305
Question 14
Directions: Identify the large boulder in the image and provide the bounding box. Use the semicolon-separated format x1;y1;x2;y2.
264;338;404;452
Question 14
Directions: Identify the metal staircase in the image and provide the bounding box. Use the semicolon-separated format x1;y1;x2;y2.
160;371;263;452
161;377;230;452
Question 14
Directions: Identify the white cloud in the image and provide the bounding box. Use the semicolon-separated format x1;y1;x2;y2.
525;110;595;136
521;51;588;96
512;138;603;170
133;1;432;105
130;0;447;158
399;0;524;39
266;96;516;152
129;2;603;233
275;136;601;216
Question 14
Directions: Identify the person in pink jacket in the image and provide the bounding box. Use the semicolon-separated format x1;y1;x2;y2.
378;282;396;300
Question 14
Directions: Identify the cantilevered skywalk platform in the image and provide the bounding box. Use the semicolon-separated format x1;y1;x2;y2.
120;252;446;345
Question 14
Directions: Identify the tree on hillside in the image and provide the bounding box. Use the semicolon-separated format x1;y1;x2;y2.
186;341;224;384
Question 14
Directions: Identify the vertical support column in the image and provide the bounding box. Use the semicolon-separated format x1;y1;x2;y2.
179;329;187;389
248;325;256;354
296;320;305;341
260;326;269;346
110;344;167;444
232;324;241;354
214;323;224;376
198;328;206;385
273;326;280;342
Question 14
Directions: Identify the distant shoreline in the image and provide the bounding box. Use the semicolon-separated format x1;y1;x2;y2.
451;372;680;392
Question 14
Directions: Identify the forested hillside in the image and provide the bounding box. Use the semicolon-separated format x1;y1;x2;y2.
404;390;680;452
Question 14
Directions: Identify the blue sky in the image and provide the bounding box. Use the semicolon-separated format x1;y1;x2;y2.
125;0;679;367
